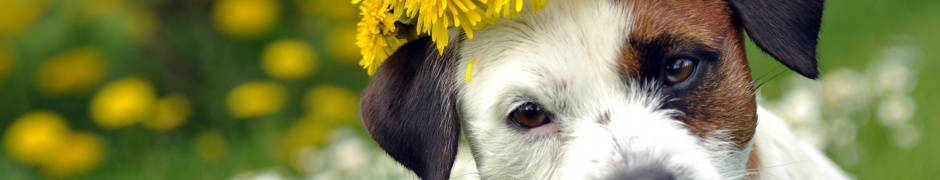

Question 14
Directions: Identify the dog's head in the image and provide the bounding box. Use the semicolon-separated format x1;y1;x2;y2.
360;0;823;179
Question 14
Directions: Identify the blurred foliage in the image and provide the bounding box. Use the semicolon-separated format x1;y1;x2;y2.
0;0;936;179
0;0;366;178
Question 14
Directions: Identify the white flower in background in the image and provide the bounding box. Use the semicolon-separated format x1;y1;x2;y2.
230;169;285;180
368;148;413;179
871;63;915;94
877;93;915;128
765;35;923;162
777;78;821;127
827;117;857;147
296;147;321;174
771;76;828;149
330;135;368;175
821;68;870;116
870;38;921;150
891;123;920;149
868;39;920;95
302;128;414;179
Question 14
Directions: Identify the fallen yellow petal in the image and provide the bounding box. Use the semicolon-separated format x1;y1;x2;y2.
466;58;477;83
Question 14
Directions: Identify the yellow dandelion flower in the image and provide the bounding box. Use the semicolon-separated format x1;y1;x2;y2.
327;26;362;64
261;39;318;80
481;0;546;19
354;0;548;76
145;93;191;132
3;110;70;166
0;45;12;84
195;130;227;163
41;132;104;178
400;0;486;52
126;7;159;44
227;81;286;119
355;0;406;75
213;0;280;39
0;0;46;37
37;48;107;96
303;84;358;124
90;76;157;129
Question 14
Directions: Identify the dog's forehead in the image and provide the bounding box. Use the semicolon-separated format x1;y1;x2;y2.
457;0;633;116
458;0;740;96
629;0;734;41
620;0;735;77
460;0;738;82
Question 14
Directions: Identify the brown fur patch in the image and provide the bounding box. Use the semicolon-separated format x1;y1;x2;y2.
620;0;758;149
747;142;762;178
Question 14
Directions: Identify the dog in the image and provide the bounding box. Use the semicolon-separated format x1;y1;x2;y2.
359;0;849;179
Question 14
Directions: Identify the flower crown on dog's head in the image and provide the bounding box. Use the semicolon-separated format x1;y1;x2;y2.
354;0;549;75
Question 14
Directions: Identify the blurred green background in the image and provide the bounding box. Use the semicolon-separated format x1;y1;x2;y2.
0;0;936;179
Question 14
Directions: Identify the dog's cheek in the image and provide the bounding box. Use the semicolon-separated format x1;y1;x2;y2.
682;35;757;149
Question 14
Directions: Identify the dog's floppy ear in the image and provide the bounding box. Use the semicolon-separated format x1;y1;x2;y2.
360;38;460;180
728;0;825;79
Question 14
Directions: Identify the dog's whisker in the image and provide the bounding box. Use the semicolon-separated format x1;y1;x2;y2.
754;65;790;91
755;64;784;83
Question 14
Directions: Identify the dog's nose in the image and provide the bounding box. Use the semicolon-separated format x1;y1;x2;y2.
611;167;676;180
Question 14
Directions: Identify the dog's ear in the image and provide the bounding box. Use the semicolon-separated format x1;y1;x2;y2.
728;0;825;79
360;38;460;180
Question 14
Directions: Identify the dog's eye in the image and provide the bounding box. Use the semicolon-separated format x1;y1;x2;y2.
510;102;551;128
664;58;697;85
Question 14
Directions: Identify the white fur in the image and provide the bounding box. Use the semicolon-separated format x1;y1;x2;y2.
454;0;730;179
555;85;724;179
444;0;847;179
753;107;850;180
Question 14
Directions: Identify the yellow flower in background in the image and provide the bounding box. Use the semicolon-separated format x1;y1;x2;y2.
227;81;286;119
0;0;46;37
213;0;280;39
304;84;359;125
42;132;104;178
261;39;318;80
146;93;192;132
3;111;70;166
278;115;331;172
37;48;107;96
80;0;123;21
90;77;157;129
126;7;159;44
300;0;359;21
328;27;361;64
195;130;227;163
354;0;549;76
0;45;12;84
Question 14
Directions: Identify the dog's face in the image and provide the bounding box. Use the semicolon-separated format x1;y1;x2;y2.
360;0;823;179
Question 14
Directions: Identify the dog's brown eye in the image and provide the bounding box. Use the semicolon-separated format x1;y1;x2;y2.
664;58;696;85
510;102;551;128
